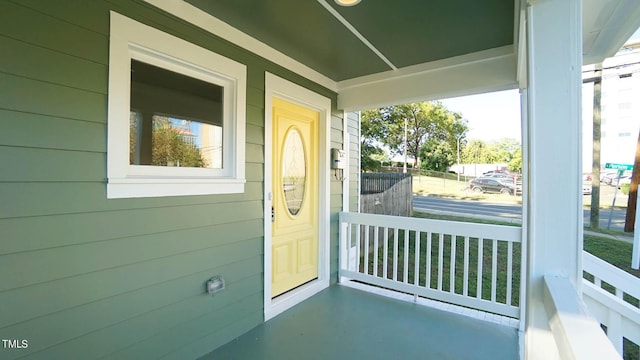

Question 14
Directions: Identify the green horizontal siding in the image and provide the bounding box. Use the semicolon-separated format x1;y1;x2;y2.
246;143;265;164
0;186;264;219
23;282;263;360
1;237;262;330
163;311;263;360
103;292;264;360
0;35;108;93
246;105;265;126
0;73;106;122
0;110;106;152
0;219;264;294
0;204;263;256
0;147;105;182
2;257;261;340
331;128;344;143
329;113;345;282
12;0;111;34
0;0;342;359
246;123;265;146
0;1;109;64
247;86;265;109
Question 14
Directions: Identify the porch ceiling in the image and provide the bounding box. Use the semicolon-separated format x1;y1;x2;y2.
155;0;640;109
185;0;515;82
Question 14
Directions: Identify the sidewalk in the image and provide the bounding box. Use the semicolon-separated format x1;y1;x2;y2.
584;230;634;244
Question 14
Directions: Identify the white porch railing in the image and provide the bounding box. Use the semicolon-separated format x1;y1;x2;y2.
338;212;640;356
544;275;621;359
338;212;522;318
582;251;640;356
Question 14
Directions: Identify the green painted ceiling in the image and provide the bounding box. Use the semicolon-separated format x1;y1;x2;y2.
185;0;514;82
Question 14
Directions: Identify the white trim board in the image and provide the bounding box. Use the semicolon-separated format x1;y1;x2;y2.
263;73;332;321
337;47;519;111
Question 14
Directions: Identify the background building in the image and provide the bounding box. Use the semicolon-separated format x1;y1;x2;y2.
583;41;640;172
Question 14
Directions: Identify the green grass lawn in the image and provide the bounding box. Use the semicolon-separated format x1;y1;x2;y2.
414;211;640;279
584;234;640;278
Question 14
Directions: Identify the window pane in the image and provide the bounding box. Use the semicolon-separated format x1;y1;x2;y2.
129;59;223;168
282;128;306;216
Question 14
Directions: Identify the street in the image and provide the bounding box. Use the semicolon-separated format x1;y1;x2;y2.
413;195;629;231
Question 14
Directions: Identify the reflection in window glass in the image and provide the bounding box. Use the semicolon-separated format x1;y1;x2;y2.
129;59;223;168
130;113;222;168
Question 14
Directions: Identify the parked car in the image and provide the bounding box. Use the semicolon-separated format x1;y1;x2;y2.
468;177;515;194
485;172;510;179
485;172;518;181
583;183;592;195
600;171;618;185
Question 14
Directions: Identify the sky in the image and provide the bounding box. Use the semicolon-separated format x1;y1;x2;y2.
440;89;522;143
631;27;640;42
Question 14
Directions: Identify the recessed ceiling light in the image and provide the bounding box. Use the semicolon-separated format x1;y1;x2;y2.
335;0;362;6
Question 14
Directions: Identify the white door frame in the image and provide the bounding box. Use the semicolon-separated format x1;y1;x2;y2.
264;72;331;321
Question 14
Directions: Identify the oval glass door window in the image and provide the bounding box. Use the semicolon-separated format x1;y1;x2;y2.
282;128;306;216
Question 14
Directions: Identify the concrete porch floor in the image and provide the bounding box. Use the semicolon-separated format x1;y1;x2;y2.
200;285;519;360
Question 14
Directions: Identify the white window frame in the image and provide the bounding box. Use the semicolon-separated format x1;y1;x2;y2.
107;12;246;198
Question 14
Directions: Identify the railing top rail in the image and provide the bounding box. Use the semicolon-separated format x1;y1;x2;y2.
339;212;521;242
583;281;640;325
583;251;640;300
545;275;622;360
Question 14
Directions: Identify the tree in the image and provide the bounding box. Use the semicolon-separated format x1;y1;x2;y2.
369;151;390;168
461;139;488;163
361;102;467;168
460;138;521;168
508;147;522;172
130;116;207;168
419;138;454;172
360;108;388;172
152;126;206;167
361;143;384;172
489;138;521;163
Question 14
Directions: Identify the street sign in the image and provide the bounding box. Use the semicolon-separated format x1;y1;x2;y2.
605;163;633;170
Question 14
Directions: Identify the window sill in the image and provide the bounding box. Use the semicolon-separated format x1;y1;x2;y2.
107;177;245;199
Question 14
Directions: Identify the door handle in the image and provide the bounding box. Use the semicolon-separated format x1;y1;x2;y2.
271;206;275;222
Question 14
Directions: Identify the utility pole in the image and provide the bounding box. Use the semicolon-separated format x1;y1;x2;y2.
625;129;640;232
456;133;463;182
403;118;408;173
591;63;602;230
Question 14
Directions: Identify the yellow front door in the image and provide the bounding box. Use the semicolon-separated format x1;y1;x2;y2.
271;98;319;298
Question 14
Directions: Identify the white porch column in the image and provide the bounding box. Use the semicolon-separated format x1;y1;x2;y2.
524;0;583;359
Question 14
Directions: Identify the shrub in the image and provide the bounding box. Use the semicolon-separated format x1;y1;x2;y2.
621;183;631;195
